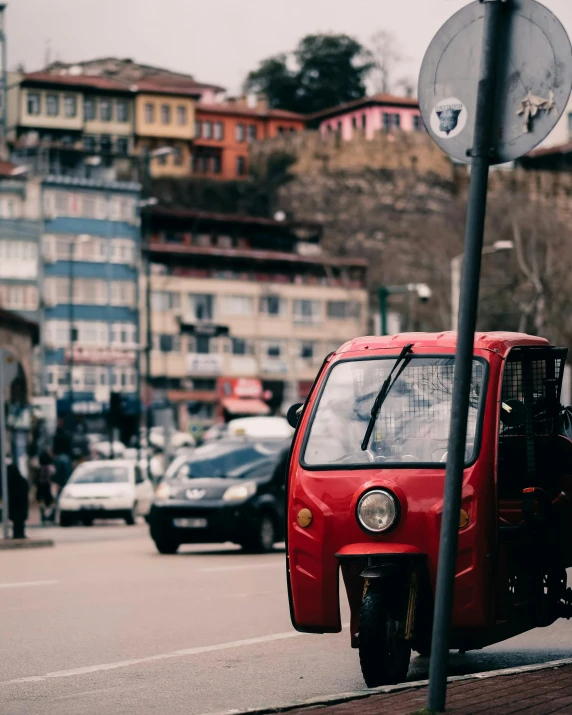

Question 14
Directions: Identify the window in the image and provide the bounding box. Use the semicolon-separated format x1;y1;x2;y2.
176;105;187;126
116;137;129;156
231;337;248;356
259;295;285;316
327;301;361;320
160;104;171;124
63;95;77;118
188;293;214;321
383;112;400;131
214;121;224;140
46;94;59;117
111;281;136;307
110;239;136;264
151;291;180;312
212;155;221;174
300;342;315;360
248;125;257;142
236;123;245;142
99;135;112;155
84;98;95;121
83;135;97;153
155;334;181;352
99;99;112;121
361;114;367;129
144;103;155;124
195;336;211;354
236;156;246;176
27;92;41;116
222;295;253;316
352;116;357;129
173;146;183;166
0;284;38;311
394;113;401;129
383;112;390;131
202;121;212;139
337;121;342;134
413;115;423;132
116;100;129;122
264;342;283;359
195;119;201;137
111;323;137;346
293;299;321;325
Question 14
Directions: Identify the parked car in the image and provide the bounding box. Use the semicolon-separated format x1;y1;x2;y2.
148;440;289;554
226;416;294;440
58;459;155;526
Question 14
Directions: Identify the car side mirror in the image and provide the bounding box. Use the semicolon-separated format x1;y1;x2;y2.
500;398;527;428
287;403;304;429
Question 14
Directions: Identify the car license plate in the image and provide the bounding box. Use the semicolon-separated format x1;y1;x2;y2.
81;504;99;510
173;518;208;529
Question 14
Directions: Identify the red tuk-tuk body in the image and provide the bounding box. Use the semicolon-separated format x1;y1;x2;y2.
286;332;572;686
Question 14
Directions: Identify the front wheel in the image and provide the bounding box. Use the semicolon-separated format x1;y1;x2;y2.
359;583;411;687
124;508;136;526
153;536;180;554
241;514;276;553
59;512;74;528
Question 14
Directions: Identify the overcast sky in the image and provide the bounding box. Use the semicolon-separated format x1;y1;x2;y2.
7;0;572;94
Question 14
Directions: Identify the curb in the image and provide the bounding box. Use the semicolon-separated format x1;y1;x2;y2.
0;538;54;550
203;657;572;715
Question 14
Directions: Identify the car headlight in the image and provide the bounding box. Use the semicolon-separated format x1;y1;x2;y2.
155;482;172;500
222;482;257;502
357;489;398;533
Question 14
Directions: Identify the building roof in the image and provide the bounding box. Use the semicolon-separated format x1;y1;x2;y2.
0;162;19;177
22;72;132;93
309;93;419;122
525;141;572;158
196;102;305;121
0;308;39;345
338;332;550;358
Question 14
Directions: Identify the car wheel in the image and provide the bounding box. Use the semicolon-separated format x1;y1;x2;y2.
81;516;94;527
242;514;276;554
59;512;73;528
124;508;136;526
153;536;180;554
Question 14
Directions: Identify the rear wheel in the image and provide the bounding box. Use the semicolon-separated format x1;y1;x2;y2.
153;536;180;554
359;582;411;687
59;512;74;528
80;515;94;527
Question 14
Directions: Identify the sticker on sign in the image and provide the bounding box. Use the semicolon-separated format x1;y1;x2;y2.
430;97;468;139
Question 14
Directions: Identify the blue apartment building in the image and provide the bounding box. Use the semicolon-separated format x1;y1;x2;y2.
41;175;141;422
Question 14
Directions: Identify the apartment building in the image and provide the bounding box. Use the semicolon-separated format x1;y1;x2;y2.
194;99;306;179
42;175;141;423
311;93;423;140
144;207;367;430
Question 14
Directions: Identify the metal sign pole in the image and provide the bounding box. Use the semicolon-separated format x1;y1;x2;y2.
0;351;8;539
427;1;508;711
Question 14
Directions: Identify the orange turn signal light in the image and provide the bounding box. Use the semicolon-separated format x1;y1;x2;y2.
297;508;313;528
459;509;470;529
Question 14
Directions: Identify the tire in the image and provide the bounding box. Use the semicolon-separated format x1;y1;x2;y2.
153;536;180;554
242;513;276;553
59;512;74;528
359;582;411;688
124;509;136;526
81;516;94;527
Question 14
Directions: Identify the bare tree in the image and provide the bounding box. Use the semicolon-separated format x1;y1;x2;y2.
369;30;406;95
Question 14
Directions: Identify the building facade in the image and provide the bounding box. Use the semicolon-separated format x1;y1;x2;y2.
311;94;422;141
194;99;306;180
144;207;367;431
41;175;141;423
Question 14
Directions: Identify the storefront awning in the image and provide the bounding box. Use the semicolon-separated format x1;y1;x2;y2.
221;398;270;416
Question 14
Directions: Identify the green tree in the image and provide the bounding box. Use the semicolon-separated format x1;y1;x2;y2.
244;34;373;114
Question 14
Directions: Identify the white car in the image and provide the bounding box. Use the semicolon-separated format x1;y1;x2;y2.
58;460;155;527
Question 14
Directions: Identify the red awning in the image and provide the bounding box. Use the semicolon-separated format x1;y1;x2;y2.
221;398;270;416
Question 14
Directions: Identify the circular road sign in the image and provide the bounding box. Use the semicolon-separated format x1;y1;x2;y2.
418;0;572;164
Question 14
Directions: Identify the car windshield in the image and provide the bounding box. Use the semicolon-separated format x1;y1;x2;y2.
170;444;276;481
70;466;130;484
303;356;485;467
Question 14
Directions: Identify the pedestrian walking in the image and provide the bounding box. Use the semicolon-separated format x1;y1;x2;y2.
6;459;29;539
37;449;56;525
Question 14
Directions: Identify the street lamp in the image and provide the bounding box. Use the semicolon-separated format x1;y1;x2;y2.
450;240;513;331
68;235;90;421
378;283;432;336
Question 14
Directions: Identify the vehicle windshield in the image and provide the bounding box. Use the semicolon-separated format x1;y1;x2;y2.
303;356;485;467
70;466;130;484
169;443;277;481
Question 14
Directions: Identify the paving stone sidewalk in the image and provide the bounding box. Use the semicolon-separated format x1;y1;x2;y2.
284;662;572;715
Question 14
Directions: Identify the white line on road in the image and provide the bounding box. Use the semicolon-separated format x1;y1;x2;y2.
198;562;284;573
0;580;59;589
5;631;305;684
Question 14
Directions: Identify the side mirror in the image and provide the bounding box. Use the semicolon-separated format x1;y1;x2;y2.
500;398;527;428
287;403;304;429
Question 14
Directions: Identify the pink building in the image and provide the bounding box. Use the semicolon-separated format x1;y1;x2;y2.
312;94;422;141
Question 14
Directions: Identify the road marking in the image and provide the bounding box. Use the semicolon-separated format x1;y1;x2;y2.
5;630;307;684
198;562;284;573
0;580;59;589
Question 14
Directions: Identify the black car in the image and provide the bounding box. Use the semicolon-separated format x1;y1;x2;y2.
149;440;289;554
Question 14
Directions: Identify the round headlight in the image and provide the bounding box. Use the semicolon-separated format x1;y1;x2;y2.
357;490;398;533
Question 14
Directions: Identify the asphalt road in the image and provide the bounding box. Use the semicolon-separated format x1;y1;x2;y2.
1;524;571;715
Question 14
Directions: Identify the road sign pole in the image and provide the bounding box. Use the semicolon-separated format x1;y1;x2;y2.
427;1;509;712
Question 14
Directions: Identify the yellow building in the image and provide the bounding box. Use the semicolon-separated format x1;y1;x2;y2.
134;82;199;178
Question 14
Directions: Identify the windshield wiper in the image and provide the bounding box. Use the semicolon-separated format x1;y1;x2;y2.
361;344;414;451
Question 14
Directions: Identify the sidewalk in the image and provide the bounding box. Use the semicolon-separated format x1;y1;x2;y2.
230;659;572;715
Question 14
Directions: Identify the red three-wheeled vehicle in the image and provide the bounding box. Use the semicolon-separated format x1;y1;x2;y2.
286;332;572;687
